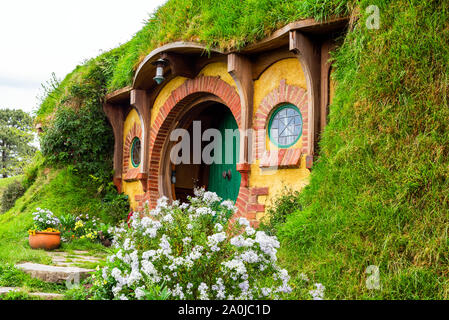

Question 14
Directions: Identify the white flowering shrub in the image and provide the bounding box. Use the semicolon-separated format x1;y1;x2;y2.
88;189;293;300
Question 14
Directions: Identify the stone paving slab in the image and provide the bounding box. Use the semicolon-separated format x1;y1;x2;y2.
0;287;17;295
48;251;103;267
15;262;94;283
0;287;64;300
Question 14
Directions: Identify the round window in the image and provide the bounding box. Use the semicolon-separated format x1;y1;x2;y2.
268;104;303;148
131;137;141;167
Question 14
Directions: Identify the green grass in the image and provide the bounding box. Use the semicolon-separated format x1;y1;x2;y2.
277;0;449;299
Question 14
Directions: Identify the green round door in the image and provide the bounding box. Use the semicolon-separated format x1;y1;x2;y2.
207;109;241;202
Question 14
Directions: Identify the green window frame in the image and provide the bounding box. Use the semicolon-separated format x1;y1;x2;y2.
131;137;141;168
267;104;303;148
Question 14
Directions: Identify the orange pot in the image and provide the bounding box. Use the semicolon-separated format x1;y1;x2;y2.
29;231;61;250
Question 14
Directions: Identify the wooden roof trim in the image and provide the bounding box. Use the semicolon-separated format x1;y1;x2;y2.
105;85;132;104
133;42;223;89
239;16;349;54
107;17;348;102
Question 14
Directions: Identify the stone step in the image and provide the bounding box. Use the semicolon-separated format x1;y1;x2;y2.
0;287;64;300
15;262;94;283
48;250;103;268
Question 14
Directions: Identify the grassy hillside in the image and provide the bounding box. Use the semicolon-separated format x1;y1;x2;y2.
0;167;117;264
278;0;449;299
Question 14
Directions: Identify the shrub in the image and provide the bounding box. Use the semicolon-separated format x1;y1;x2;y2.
1;180;25;213
259;187;302;235
40;105;114;180
87;189;296;300
99;184;130;225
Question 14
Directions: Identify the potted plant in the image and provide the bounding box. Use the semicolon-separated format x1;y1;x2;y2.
28;208;61;250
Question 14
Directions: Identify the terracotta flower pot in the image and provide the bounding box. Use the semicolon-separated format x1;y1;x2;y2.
29;231;61;250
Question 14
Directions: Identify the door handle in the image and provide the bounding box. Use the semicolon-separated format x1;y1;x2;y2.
222;170;232;180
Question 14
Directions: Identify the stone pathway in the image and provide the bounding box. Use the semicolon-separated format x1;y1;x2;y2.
1;250;106;300
0;287;64;300
48;250;103;268
15;262;94;283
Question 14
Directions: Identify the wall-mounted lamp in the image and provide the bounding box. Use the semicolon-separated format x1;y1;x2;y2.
171;169;176;184
152;58;168;84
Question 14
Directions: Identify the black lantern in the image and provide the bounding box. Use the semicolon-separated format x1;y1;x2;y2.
152;58;168;84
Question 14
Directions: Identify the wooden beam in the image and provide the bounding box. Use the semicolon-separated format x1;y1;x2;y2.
103;103;124;190
161;52;196;78
289;30;322;156
228;53;253;165
130;90;151;186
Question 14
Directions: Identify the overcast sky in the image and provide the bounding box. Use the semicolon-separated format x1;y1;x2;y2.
0;0;167;115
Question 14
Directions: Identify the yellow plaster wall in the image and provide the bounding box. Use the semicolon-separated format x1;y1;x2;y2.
198;62;237;90
250;58;310;220
151;76;188;126
122;108;144;210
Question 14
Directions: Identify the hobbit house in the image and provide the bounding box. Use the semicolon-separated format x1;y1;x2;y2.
103;17;348;226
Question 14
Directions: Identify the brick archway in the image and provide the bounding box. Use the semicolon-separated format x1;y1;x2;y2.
146;76;243;209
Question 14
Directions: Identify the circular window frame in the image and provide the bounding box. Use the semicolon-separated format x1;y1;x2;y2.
267;103;303;149
131;137;141;168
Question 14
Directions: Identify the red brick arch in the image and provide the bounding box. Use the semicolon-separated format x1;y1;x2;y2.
147;76;242;207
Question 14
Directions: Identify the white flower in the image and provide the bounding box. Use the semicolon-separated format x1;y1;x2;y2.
230;235;255;248
261;287;272;297
221;200;236;211
240;250;260;263
196;207;213;216
198;282;209;300
255;231;280;261
162;213;174;224
222;258;247;275
186;223;193;230
159;235;172;254
309;283;325;300
207;232;226;252
214;223;223;232
238;217;250;227
182;237;191;245
135;287;145;299
180;202;189;210
203;191;220;204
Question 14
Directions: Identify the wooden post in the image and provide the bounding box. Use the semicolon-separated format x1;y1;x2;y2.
289;30;321;156
130;89;151;191
227;53;253;165
103;103;124;192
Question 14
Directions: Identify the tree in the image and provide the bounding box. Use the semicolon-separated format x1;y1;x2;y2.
0;108;37;178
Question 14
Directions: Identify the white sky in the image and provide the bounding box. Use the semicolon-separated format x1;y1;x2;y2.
0;0;167;115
